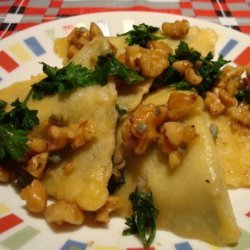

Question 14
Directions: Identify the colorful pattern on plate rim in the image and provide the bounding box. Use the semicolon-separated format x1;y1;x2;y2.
0;21;250;250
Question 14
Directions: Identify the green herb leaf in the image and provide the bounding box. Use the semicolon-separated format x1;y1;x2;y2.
0;125;29;161
123;188;158;248
120;23;165;48
32;55;143;100
1;99;39;130
156;41;230;96
0;100;7;110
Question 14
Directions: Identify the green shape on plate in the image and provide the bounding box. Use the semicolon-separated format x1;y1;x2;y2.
0;225;39;250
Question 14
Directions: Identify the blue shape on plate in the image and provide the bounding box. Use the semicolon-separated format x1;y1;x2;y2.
60;239;87;250
24;37;46;56
174;241;193;250
0;77;2;82
219;39;238;57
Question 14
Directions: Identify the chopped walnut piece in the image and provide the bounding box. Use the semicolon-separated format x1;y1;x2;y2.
167;92;199;120
123;45;169;78
45;200;84;226
227;106;250;128
69;120;95;149
121;104;168;154
26;152;49;178
147;40;173;57
95;196;122;223
138;50;169;78
47;120;95;151
158;122;197;154
162;20;189;39
27;137;48;154
20;179;47;213
204;91;225;116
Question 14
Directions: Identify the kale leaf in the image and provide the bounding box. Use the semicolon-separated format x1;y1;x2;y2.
123;188;158;248
120;23;165;48
32;55;143;100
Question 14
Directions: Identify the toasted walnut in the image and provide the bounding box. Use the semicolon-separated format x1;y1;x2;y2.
167;92;199;120
124;45;142;70
95;196;122;223
204;91;225;116
45;200;84;226
172;60;192;74
69;120;95;149
47;120;95;151
220;65;244;83
121;104;168;154
137;50;169;78
0;166;11;183
27;137;48;154
123;45;169;77
227;106;250;127
20;179;47;213
158;122;197;154
147;40;173;57
225;79;240;96
216;87;236;107
162;20;189;39
184;68;203;85
47;125;75;151
26;152;49;178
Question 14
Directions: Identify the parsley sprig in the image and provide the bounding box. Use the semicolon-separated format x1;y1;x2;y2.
0;94;39;161
120;23;165;48
123;188;158;248
156;41;230;95
32;54;143;100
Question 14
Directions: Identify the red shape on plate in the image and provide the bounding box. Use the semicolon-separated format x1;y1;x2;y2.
0;214;23;234
0;51;19;72
246;211;250;218
234;47;250;66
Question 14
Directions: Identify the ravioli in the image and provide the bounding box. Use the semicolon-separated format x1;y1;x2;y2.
41;82;118;211
115;88;240;246
205;114;250;188
0;75;118;211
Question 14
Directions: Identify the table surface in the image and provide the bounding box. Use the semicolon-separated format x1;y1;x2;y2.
0;0;250;40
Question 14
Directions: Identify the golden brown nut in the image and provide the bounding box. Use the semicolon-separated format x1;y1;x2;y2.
162;20;189;39
204;91;225;116
137;50;169;78
158;122;197;154
167;92;199;120
20;179;47;213
121;104;168;154
95;196;122;223
26;152;49;178
45;200;84;226
27;137;48;154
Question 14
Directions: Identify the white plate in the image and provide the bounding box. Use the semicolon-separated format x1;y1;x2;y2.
0;11;250;250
